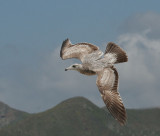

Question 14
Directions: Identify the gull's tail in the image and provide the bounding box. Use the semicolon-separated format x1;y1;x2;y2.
104;42;128;64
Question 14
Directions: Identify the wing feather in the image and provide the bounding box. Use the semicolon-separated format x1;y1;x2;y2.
96;67;127;125
104;42;128;64
60;39;99;62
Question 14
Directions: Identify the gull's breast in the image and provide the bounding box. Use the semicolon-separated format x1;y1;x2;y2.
78;69;96;76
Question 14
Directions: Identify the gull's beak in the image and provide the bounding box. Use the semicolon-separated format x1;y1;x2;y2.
65;65;73;71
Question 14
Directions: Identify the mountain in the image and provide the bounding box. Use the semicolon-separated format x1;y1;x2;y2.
0;101;29;129
0;97;160;136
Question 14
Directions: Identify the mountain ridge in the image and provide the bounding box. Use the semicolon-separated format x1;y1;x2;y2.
0;101;29;129
0;97;160;136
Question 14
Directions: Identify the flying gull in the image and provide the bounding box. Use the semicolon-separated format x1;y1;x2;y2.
60;39;128;125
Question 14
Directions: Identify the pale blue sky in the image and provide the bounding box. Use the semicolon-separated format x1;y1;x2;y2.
0;0;160;112
1;0;160;46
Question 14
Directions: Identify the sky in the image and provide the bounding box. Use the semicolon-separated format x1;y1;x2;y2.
0;0;160;113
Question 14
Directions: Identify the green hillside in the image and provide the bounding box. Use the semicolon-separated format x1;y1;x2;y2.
0;97;160;136
0;101;30;129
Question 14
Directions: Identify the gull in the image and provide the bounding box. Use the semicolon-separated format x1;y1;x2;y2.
60;39;128;125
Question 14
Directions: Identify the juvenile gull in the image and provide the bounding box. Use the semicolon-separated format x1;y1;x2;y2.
60;39;128;125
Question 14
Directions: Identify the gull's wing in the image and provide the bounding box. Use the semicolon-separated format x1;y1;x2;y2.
104;42;128;64
60;39;102;62
96;67;127;125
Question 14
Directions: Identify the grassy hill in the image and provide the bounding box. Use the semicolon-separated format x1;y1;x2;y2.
0;101;29;129
0;97;160;136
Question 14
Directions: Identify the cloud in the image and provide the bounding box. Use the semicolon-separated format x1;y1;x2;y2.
119;11;160;39
116;31;160;108
113;12;160;108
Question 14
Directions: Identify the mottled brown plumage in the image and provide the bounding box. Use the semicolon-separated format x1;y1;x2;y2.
60;39;99;62
96;67;127;125
105;42;128;64
60;39;128;125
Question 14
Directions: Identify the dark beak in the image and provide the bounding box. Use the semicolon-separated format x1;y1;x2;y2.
65;69;68;71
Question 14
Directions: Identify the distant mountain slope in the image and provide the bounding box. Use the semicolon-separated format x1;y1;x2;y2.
0;97;160;136
0;101;30;129
103;107;160;136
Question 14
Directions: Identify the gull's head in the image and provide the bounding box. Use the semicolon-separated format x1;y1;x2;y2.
65;64;82;71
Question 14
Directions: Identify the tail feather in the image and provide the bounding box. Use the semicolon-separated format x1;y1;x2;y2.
105;42;128;64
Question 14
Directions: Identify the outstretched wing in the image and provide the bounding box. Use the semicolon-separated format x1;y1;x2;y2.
60;39;101;62
96;67;127;125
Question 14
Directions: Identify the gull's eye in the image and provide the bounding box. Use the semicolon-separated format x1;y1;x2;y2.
72;65;76;68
